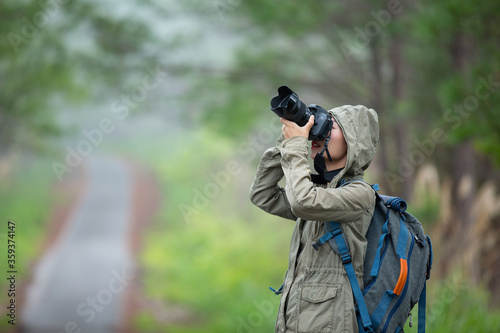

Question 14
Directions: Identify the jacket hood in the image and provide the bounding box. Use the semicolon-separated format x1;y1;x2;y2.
327;105;379;186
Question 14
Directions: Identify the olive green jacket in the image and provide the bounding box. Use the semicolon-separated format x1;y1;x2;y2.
249;105;379;333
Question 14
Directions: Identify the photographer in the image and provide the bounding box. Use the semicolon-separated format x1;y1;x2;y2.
249;103;379;333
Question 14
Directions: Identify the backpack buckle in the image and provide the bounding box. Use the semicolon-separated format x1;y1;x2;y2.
312;240;322;251
340;252;352;264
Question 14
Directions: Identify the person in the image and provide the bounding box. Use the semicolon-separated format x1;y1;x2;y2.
249;105;379;333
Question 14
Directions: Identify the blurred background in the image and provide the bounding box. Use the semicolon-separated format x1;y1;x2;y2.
1;0;500;332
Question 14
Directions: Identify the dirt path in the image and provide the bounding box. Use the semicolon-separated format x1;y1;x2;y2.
19;155;160;333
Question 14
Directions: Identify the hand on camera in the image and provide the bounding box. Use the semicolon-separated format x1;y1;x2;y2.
280;115;315;140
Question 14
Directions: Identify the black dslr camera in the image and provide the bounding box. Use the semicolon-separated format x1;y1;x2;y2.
270;86;333;141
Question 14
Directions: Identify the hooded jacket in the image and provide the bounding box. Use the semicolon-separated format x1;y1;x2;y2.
249;105;379;333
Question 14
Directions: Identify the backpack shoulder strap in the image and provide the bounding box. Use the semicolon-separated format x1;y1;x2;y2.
312;179;379;332
418;235;433;332
418;282;427;332
337;178;380;192
315;221;374;333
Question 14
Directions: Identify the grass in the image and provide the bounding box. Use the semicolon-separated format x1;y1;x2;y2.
0;153;56;329
404;272;500;332
0;154;56;275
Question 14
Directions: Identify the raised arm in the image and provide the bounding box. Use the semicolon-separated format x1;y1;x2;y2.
279;136;375;222
249;136;297;221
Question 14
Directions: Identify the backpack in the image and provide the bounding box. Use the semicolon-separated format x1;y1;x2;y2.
312;182;433;333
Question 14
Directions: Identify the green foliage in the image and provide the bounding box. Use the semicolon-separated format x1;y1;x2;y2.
407;199;440;229
178;0;500;191
136;131;293;332
192;79;272;139
409;0;500;163
0;2;76;149
0;0;159;152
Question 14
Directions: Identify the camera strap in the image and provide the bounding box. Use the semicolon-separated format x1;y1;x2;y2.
313;130;333;178
323;134;333;162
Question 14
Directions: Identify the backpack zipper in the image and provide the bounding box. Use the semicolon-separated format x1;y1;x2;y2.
381;234;415;333
414;233;425;247
363;237;390;295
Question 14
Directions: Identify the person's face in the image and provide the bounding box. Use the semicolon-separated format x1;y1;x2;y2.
310;119;348;170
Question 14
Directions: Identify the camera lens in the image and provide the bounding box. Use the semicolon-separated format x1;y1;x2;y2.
270;86;332;140
270;86;309;126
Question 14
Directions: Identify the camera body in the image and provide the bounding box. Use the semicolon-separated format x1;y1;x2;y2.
270;86;333;141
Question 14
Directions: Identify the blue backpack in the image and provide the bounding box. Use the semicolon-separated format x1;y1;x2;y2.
312;182;433;333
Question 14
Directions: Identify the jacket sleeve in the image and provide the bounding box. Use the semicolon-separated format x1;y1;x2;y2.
279;136;375;223
249;135;297;221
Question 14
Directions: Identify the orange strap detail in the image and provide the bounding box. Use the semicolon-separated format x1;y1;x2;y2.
393;258;408;296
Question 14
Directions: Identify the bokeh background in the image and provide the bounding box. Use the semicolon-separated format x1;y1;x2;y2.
1;0;500;332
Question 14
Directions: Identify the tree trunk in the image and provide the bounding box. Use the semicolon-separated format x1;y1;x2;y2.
390;34;413;200
369;38;391;192
449;32;476;226
451;141;476;228
449;32;479;282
